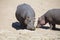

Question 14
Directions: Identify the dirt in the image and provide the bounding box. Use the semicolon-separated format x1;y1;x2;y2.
0;0;60;40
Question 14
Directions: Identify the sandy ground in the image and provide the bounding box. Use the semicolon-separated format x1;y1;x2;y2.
0;0;60;40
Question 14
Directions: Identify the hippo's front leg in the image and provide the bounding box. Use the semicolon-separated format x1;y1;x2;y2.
49;23;55;29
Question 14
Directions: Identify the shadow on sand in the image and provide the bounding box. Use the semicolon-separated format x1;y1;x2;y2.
12;22;26;30
53;28;60;31
40;26;60;31
40;26;50;29
12;22;60;31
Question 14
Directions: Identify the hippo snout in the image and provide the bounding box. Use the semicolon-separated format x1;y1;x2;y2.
36;24;42;28
27;25;35;30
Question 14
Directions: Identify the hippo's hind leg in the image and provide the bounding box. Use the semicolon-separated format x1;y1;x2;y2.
49;23;56;30
47;17;56;30
20;22;27;29
16;16;27;29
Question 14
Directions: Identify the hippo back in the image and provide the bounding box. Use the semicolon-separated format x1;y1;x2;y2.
44;9;60;24
16;3;35;19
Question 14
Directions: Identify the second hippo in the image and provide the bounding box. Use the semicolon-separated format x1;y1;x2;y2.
36;9;60;29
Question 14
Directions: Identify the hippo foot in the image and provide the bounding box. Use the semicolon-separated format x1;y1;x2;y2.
50;26;56;30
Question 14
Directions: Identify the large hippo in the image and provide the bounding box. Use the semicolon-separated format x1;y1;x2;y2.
15;3;35;30
36;9;60;29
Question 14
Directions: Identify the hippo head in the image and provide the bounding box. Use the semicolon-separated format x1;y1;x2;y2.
36;16;46;28
25;17;35;30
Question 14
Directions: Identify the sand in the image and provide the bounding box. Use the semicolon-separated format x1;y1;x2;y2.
0;0;60;40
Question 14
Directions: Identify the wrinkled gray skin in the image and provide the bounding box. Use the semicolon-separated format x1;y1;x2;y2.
36;9;60;29
15;3;35;30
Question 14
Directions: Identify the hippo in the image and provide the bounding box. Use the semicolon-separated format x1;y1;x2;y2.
15;3;35;30
36;9;60;29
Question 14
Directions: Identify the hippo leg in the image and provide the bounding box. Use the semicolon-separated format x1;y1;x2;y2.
19;19;27;29
49;23;55;30
21;22;27;26
20;22;27;29
52;24;55;29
